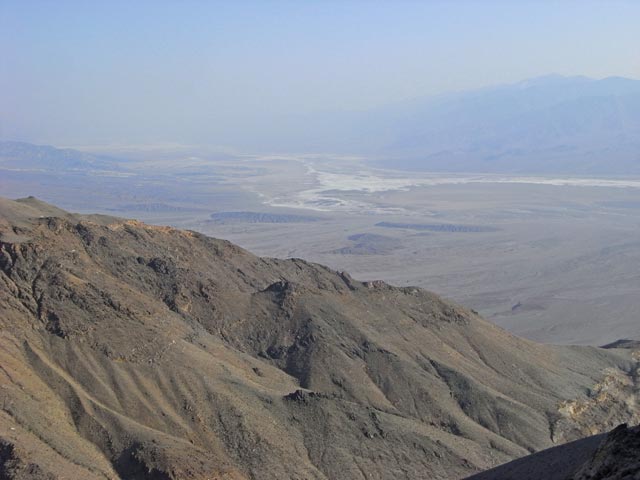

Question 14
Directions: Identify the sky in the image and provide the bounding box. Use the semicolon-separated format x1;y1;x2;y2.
1;0;639;147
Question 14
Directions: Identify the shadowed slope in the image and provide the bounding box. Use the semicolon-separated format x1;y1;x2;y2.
467;423;640;480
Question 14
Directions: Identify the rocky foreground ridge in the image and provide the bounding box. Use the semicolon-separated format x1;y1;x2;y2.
0;197;639;479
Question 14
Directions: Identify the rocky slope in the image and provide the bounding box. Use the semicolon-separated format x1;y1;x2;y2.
0;196;639;479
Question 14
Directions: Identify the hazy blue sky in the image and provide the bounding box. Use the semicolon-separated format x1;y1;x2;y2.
1;0;639;146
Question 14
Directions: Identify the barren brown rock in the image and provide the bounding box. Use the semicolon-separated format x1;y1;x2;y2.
0;197;638;479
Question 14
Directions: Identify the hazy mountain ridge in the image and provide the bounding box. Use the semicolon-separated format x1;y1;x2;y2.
236;75;640;174
0;141;124;172
372;75;640;173
0;196;639;479
5;75;640;175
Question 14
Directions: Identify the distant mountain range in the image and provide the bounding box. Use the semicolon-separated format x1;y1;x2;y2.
3;75;640;175
371;75;640;174
253;75;640;174
0;141;123;172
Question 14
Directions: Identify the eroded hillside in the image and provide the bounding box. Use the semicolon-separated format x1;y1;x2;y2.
0;197;638;479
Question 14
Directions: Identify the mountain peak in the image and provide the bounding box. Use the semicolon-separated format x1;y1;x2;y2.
513;74;593;88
